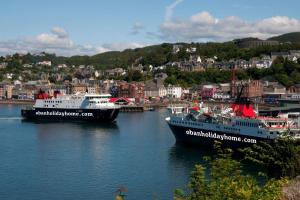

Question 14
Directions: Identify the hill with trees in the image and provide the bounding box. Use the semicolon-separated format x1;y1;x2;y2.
3;32;300;70
2;32;300;87
268;32;300;43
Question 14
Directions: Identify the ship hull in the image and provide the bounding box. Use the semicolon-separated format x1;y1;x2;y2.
168;123;270;148
21;108;119;122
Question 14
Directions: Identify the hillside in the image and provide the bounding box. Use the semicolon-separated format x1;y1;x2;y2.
268;32;300;43
4;32;300;71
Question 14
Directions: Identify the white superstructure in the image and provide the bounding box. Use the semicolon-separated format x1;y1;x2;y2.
34;93;119;109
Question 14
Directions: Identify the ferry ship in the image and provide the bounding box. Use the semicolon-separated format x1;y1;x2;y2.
166;100;300;147
21;92;120;122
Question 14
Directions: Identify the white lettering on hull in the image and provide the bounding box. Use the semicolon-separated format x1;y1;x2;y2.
35;111;94;117
185;129;256;144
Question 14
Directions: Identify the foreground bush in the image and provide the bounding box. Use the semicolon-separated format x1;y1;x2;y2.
175;148;288;200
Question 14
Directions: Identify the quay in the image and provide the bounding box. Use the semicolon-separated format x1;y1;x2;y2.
120;105;144;112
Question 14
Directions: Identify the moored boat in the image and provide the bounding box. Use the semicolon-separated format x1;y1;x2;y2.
166;99;300;148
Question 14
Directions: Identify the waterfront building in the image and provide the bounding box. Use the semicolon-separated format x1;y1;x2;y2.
167;85;182;98
118;82;144;99
144;86;159;98
289;84;300;94
158;86;167;97
0;83;14;99
201;84;217;99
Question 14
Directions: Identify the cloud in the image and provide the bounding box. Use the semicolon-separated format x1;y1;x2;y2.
0;27;147;56
101;42;145;51
131;22;144;35
165;0;184;21
160;11;300;42
51;27;68;38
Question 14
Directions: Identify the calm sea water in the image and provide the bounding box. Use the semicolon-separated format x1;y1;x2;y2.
0;104;212;200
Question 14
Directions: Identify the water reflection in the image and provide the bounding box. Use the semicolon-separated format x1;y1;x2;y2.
168;143;213;167
21;119;119;132
21;119;120;144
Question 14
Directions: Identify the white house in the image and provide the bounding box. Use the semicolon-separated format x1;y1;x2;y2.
158;86;167;97
87;86;98;94
167;85;182;98
37;61;51;66
57;64;67;68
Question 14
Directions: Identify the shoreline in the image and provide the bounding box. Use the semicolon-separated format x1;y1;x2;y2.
0;99;34;105
0;99;275;110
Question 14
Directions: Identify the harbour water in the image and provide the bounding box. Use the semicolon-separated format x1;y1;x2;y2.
0;104;211;200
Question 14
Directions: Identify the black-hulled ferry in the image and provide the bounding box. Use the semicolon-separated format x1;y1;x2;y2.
166;101;300;147
21;93;120;122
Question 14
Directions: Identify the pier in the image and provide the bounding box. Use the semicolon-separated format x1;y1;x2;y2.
120;105;144;112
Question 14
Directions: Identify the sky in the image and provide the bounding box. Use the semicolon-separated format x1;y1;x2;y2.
0;0;300;56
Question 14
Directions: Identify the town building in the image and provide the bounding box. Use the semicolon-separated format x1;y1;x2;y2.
0;83;14;99
87;86;100;94
72;84;87;94
231;80;263;99
37;61;52;66
0;62;8;69
271;52;289;61
166;85;182;98
105;68;125;77
118;82;144;99
144;86;159;98
288;84;300;94
201;84;217;99
263;81;286;99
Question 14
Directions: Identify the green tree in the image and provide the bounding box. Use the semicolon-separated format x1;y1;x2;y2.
291;70;300;84
132;70;143;82
242;137;300;178
175;147;287;200
275;74;293;87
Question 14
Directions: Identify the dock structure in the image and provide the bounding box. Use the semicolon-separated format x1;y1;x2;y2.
120;105;144;112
